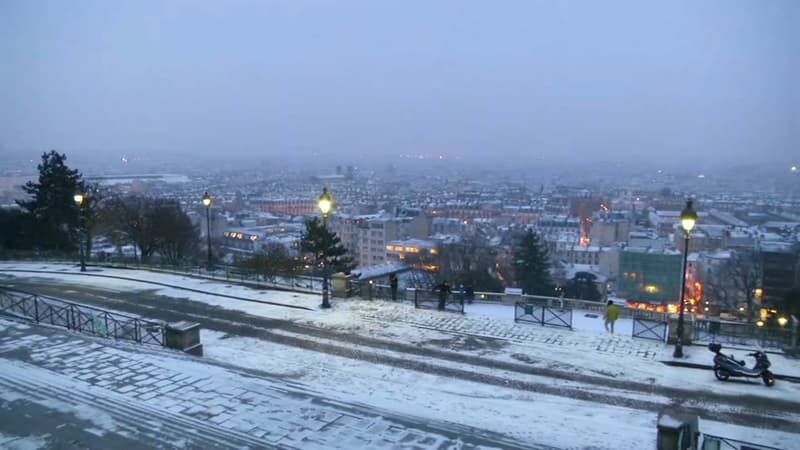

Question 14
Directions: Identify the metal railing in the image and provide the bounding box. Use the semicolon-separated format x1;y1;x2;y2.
353;282;403;301
103;259;321;293
693;318;793;349
6;256;796;352
413;288;465;313
0;287;165;347
632;317;668;342
514;301;573;329
0;255;321;294
700;433;783;450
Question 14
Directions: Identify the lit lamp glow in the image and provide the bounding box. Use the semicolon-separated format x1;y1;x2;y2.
680;205;697;234
777;317;788;327
318;188;332;218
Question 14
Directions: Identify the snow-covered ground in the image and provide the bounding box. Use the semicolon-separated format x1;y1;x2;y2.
1;262;799;449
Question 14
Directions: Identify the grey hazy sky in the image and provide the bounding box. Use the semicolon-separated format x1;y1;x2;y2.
1;0;798;167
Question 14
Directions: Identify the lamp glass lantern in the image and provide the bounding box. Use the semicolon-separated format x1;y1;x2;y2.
318;188;332;218
680;201;697;233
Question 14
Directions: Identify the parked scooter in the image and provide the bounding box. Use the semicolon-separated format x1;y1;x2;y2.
708;343;775;387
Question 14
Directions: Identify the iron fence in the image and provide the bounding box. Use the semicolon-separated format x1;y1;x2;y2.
514;302;572;329
523;294;669;321
413;288;464;313
353;281;418;302
632;317;668;342
103;260;320;293
700;433;783;450
0;287;165;346
693;318;792;349
0;254;321;294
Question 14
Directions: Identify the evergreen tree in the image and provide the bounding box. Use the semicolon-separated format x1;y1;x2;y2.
512;229;554;295
17;151;84;252
300;217;355;274
0;209;37;251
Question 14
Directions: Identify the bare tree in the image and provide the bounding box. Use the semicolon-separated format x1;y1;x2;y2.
153;201;200;265
100;196;158;262
99;196;198;264
704;260;735;312
729;249;762;322
78;183;104;260
239;242;301;282
438;234;503;292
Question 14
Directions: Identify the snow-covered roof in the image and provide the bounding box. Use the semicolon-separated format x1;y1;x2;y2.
351;262;409;279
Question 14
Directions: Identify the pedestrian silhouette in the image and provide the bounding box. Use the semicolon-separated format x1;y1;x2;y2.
389;273;398;301
465;283;474;304
435;281;451;311
605;300;620;334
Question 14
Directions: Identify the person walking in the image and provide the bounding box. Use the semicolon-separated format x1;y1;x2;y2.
435;281;451;311
464;283;474;304
389;273;398;301
605;300;620;334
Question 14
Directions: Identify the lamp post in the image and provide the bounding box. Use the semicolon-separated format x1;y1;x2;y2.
73;192;87;272
318;187;333;309
202;191;213;270
673;199;697;358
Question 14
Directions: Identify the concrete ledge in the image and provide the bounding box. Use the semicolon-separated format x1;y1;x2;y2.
165;321;202;356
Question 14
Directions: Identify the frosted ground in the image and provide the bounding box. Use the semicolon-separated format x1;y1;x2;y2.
1;262;798;449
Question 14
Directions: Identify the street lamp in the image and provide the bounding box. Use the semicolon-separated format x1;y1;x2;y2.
318;187;333;309
202;191;213;270
674;199;697;358
74;192;87;272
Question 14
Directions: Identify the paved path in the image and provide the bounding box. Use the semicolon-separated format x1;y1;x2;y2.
0;319;537;450
0;265;785;368
355;303;665;360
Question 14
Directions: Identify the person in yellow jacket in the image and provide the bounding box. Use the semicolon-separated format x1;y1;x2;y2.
605;300;620;334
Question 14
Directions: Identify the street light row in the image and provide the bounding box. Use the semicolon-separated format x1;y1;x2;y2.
74;189;700;322
200;188;335;309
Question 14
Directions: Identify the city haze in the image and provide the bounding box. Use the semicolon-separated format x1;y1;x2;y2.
1;0;798;168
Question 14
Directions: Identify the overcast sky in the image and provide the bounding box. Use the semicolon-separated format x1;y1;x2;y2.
1;0;798;167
